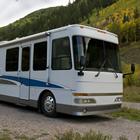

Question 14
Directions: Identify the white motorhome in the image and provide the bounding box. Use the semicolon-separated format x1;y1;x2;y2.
0;25;134;117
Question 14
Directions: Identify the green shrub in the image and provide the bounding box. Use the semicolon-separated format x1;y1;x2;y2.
52;129;113;140
51;129;140;140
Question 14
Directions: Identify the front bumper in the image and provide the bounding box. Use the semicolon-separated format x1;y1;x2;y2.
56;103;122;116
71;104;121;116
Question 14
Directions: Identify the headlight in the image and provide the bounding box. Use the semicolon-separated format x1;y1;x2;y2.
114;97;122;102
74;98;96;104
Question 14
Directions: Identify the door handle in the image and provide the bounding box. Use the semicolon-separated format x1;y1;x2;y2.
18;77;20;82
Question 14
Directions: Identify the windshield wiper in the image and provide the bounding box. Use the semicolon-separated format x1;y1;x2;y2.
107;60;118;78
95;59;118;78
95;59;107;77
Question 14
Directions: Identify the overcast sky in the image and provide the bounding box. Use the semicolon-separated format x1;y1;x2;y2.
0;0;73;28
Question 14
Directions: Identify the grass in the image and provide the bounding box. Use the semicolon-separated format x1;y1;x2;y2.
15;134;29;140
2;129;9;132
0;127;139;140
110;86;140;122
0;130;49;140
0;134;12;140
51;129;140;140
109;107;140;122
51;129;113;140
123;86;140;103
14;132;49;140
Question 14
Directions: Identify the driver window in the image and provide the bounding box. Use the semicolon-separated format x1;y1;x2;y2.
52;37;72;70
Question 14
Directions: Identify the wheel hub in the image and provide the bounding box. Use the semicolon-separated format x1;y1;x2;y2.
44;96;55;113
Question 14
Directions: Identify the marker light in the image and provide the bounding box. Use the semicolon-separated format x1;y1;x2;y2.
97;30;106;34
74;93;88;96
80;26;84;29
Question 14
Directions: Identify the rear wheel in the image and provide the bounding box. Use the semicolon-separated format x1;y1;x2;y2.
41;92;57;117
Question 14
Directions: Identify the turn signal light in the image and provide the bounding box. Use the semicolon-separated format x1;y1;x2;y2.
74;93;88;96
80;26;84;29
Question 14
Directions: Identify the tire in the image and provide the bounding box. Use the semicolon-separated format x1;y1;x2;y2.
41;92;57;117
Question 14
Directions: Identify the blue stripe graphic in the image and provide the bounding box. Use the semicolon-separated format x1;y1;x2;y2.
0;75;63;89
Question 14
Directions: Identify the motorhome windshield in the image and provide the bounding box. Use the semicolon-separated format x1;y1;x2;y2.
73;36;121;72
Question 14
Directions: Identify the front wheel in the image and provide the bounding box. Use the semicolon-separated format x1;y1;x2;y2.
41;92;57;117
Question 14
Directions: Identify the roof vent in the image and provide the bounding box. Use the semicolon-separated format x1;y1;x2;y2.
105;28;110;32
0;41;8;45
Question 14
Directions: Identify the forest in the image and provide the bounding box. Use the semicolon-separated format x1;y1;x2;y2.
81;0;140;44
0;0;140;44
0;0;119;41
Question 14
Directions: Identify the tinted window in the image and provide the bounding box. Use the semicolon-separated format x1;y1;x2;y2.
22;47;30;71
33;42;47;71
105;41;121;72
52;37;72;70
6;47;19;71
73;36;104;70
73;36;121;72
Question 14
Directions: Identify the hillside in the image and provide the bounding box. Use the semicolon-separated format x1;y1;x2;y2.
25;7;59;19
0;6;58;41
12;6;59;27
0;0;118;41
81;0;140;44
81;0;140;26
120;43;140;64
0;0;140;64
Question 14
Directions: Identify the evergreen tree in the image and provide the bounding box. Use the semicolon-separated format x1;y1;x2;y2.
134;7;139;19
123;13;129;23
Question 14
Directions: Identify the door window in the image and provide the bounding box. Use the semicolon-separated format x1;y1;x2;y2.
33;42;47;71
22;47;30;71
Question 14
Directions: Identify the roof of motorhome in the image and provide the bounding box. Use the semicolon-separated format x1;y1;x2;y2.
0;25;117;47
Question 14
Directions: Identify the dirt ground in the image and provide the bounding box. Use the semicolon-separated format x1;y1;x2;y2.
0;101;140;140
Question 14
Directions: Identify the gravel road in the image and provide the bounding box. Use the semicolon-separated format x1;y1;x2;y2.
0;101;140;140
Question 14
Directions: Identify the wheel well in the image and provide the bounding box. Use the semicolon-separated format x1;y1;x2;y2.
38;90;54;113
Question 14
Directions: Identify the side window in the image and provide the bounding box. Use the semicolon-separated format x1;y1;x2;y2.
6;47;19;71
52;37;72;70
33;41;47;71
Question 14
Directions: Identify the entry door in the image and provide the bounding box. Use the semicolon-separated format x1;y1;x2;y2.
20;45;30;100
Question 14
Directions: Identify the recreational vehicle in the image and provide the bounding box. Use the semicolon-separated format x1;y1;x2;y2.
0;25;135;117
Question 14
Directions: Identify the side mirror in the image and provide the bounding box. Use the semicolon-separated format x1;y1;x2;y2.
78;56;86;76
80;56;86;68
123;63;135;78
131;63;135;73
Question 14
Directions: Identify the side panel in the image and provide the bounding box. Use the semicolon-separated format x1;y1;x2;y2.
49;30;73;90
0;46;20;98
